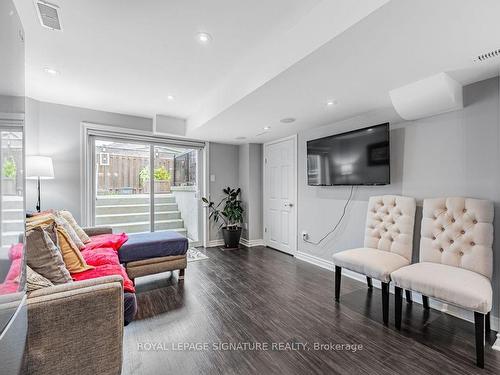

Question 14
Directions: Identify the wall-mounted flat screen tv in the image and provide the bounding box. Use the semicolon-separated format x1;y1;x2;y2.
307;123;390;186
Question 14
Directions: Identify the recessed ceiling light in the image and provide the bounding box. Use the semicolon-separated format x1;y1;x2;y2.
326;99;338;106
235;136;246;140
167;95;175;101
280;118;296;123
196;32;212;44
263;126;271;130
43;67;59;75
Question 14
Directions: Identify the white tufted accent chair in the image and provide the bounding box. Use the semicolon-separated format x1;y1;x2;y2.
391;197;494;368
332;195;416;325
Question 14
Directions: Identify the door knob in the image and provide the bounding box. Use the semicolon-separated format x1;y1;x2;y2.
286;202;294;207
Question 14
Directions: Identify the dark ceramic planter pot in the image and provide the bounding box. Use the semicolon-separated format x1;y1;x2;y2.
222;227;242;248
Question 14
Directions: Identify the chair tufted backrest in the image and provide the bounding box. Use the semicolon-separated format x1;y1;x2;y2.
364;195;417;262
420;197;494;279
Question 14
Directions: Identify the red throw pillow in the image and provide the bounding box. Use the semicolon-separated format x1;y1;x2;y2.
0;258;21;295
71;264;135;293
81;247;121;267
8;243;23;261
0;281;18;295
84;233;128;252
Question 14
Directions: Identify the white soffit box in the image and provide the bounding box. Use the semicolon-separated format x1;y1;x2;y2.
153;115;186;136
389;72;463;120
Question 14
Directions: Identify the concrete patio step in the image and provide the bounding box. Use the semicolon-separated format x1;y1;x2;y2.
98;219;185;234
95;210;181;225
95;194;175;206
2;231;21;247
2;219;24;233
2;196;23;210
2;208;24;221
95;202;178;215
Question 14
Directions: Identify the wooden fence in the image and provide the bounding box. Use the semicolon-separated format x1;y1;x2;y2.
97;154;172;194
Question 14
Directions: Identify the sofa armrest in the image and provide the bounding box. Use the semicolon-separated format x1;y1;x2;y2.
83;226;113;236
25;277;124;375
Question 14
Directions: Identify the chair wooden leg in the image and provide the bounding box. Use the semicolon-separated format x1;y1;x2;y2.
381;282;389;326
335;266;342;302
179;268;185;282
395;287;403;330
474;312;485;368
486;312;491;334
422;295;430;310
405;290;412;304
366;276;373;290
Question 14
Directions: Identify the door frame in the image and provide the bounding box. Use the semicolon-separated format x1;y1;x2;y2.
263;134;298;255
81;122;207;246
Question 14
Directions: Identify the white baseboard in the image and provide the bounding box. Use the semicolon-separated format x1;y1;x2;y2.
207;239;224;247
240;238;265;247
295;251;500;334
206;238;265;248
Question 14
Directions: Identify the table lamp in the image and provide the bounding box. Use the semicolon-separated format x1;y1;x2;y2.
26;156;54;212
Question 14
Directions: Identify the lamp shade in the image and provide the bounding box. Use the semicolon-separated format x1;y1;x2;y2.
26;156;54;180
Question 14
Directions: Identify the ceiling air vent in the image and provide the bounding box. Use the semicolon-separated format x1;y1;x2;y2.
473;48;500;63
35;0;62;31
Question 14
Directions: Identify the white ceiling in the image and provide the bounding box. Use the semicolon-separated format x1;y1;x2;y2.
189;0;500;143
15;0;323;117
15;0;500;144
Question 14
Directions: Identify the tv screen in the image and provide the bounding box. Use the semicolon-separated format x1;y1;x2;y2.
307;123;390;186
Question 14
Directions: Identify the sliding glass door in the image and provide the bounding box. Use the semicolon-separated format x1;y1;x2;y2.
94;139;151;233
153;146;199;239
89;134;203;244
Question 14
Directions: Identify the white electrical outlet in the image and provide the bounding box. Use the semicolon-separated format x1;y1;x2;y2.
301;231;309;241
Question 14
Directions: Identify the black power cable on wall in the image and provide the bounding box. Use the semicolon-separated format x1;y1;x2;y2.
304;185;355;246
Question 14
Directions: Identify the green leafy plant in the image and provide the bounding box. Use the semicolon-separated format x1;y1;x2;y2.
3;157;16;178
202;187;244;230
139;166;171;186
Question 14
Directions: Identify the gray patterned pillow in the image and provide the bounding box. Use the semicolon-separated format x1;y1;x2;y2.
26;226;72;284
55;212;85;249
26;265;54;291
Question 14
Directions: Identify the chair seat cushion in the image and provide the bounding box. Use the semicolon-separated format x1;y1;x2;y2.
332;248;409;283
391;262;492;313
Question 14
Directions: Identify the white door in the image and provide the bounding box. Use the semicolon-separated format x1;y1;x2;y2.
264;136;297;255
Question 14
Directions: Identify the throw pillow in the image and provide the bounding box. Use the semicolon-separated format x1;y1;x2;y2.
83;233;128;252
56;225;94;274
59;210;91;244
26;212;56;229
54;212;85;249
26;226;72;284
26;265;54;292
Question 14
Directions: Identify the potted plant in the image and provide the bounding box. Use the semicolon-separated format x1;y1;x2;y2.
2;157;17;195
202;187;244;248
139;165;172;193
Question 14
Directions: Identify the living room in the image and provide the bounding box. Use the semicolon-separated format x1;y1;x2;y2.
1;0;500;374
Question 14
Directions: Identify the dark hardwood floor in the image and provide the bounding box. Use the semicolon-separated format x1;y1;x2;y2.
122;246;500;375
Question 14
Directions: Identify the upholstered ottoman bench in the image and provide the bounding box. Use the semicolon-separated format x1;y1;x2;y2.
118;231;189;282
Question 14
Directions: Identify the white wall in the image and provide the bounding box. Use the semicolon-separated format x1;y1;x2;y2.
208;142;239;241
26;99;249;243
171;188;199;242
297;76;500;318
238;143;263;241
26;99;154;218
238;144;250;239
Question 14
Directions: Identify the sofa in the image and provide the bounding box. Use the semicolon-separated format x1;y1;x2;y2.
24;275;124;375
22;226;138;375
